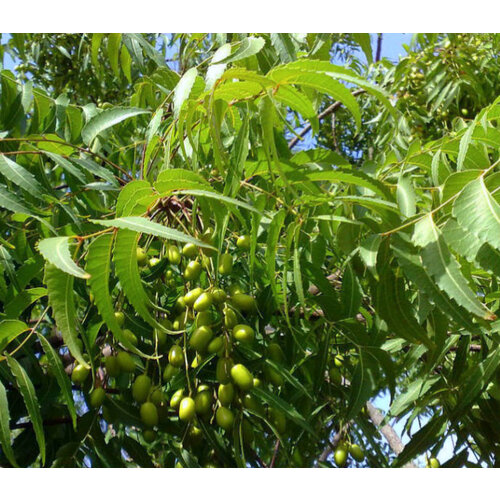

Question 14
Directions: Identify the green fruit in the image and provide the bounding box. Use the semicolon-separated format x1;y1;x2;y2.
334;447;347;467
228;283;245;296
175;296;187;312
90;387;106;408
163;363;180;382
334;354;344;367
268;408;286;434
167;245;181;265
189;326;214;352
264;366;284;387
212;288;227;304
137;247;148;266
231;364;253;391
170;389;184;409
195;311;213;327
232;324;254;344
184;260;202;281
179;397;196;421
154;329;167;349
71;364;90;385
218;253;233;275
201;255;211;268
150;388;166;406
218;383;235;406
207;336;224;355
168;345;185;367
148;257;161;268
487;381;500;401
104;356;121;378
182;243;198;258
329;367;342;385
143;430;156;443
172;314;187;331
184;287;203;307
216;407;234;431
187;425;204;447
242;393;264;415
123;328;138;346
349;444;365;462
216;358;234;384
191;354;203;368
428;457;440;468
116;351;135;372
114;311;125;327
267;342;285;363
461;108;469;116
223;306;238;329
253;377;262;388
194;390;212;415
140;402;158;427
236;234;251;250
231;293;256;313
193;292;213;312
132;375;152;403
39;355;54;376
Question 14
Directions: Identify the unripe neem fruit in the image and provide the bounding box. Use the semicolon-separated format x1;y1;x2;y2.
207;336;224;355
140;402;158;427
90;387;106;408
172;314;187;331
218;253;233;275
167;245;181;265
71;364;90;385
136;247;148;266
114;311;125;327
223;306;238;329
267;342;285;363
211;288;227;304
231;364;254;391
334;445;348;467
231;293;256;313
148;256;161;268
190;326;214;352
143;430;156;443
218;383;235;406
236;234;251;250
184;260;202;281
123;329;138;347
427;457;440;468
265;366;284;387
349;443;365;462
216;407;234;431
216;357;234;384
195;311;213;327
228;283;245;296
132;374;152;403
184;287;203;307
150;388;166;406
182;243;198;258
170;389;184;409
194;390;212;415
179;397;196;421
168;345;185;367
334;354;344;367
105;356;121;378
242;393;264;415
116;351;135;372
232;324;255;344
163;363;180;382
193;292;213;312
175;296;187;312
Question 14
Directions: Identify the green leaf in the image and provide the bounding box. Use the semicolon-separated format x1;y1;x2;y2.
81;107;149;145
44;263;88;367
0;319;28;351
86;234;148;354
45;151;87;184
37;237;90;279
217;36;265;64
205;43;232;90
353;33;373;64
0;380;18;467
396;175;416;217
116;180;156;217
92;216;215;250
91;33;104;68
6;355;45;465
266;209;286;297
389;376;440;418
154;168;210;194
347;351;378;419
453;176;500;253
0;183;35;215
341;263;363;317
270;33;297;63
173;68;198;118
0;154;46;201
4;287;46;318
413;214;495;320
37;333;77;429
107;33;122;78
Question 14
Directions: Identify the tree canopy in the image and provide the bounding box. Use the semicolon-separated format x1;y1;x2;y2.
0;33;500;468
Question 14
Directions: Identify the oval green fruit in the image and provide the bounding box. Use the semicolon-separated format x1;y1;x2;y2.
223;306;238;329
105;356;121;378
268;408;286;434
193;292;213;312
231;364;253;391
136;247;148;266
190;326;214;352
184;287;203;307
140;402;158;427
218;253;233;275
71;364;90;385
428;457;440;468
172;314;187;331
231;293;256;313
168;345;185;367
170;388;184;409
182;243;198;258
349;444;365;462
242;393;264;415
116;351;135;372
114;311;125;327
132;374;152;403
90;387;106;408
216;358;234;384
179;397;196;421
267;342;285;363
212;288;227;304
175;296;187;312
334;446;347;467
184;260;202;281
233;324;254;344
123;328;138;346
194;390;212;415
143;430;156;443
167;245;181;265
334;354;345;367
149;257;161;268
216;407;234;431
163;363;179;382
195;311;213;327
228;283;245;296
218;383;235;406
236;234;251;250
264;366;284;387
150;388;166;406
207;336;224;355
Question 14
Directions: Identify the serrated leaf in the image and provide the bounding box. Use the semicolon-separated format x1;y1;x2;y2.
266;209;286;298
4;287;46;318
397;175;416;217
116;180;157;217
173;68;197;118
0;380;18;467
37;333;77;429
6;355;45;465
205;43;232;90
0;183;35;215
107;33;122;78
0;154;46;201
347;351;378;419
341;263;362;317
413;214;494;320
81;107;149;145
0;319;28;351
154;168;210;194
37;237;90;279
217;36;265;65
44;263;88;367
353;33;373;64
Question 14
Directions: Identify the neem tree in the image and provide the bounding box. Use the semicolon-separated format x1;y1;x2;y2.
1;33;500;468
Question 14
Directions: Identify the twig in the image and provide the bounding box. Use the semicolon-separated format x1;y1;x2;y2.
269;440;280;468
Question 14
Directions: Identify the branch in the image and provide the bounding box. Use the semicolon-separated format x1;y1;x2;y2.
288;89;366;149
375;34;383;62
